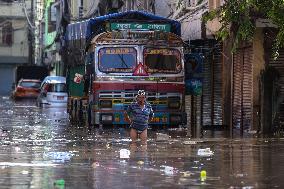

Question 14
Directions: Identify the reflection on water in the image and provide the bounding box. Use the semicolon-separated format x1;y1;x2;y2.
0;97;283;188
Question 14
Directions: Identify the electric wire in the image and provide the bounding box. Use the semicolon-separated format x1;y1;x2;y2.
21;0;35;29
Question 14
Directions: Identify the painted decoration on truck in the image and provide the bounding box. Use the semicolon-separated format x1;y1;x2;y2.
110;23;171;32
133;63;148;76
73;73;83;84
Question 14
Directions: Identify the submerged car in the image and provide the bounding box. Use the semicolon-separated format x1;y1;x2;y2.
37;76;67;107
12;79;41;99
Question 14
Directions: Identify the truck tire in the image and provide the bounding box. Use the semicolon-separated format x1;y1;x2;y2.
78;100;84;123
86;104;92;127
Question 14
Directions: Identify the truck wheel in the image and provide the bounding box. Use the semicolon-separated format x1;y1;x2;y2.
72;100;77;123
78;100;84;123
86;104;92;127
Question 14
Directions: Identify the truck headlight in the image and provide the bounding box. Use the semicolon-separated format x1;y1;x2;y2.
170;115;182;123
100;114;113;123
168;101;180;109
99;100;112;108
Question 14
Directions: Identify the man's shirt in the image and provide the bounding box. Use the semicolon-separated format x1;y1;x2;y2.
126;101;154;131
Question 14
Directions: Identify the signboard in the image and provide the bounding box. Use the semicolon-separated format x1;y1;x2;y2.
185;78;202;96
110;23;171;32
74;73;83;84
133;63;148;76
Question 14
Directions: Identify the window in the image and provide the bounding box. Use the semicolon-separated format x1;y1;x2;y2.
98;47;137;73
144;48;182;74
45;83;67;92
19;81;41;89
48;2;56;33
1;22;13;46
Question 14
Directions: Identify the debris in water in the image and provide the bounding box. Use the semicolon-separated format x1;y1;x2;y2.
54;179;65;189
119;149;130;159
197;148;214;156
137;161;144;165
161;165;174;176
183;141;197;145
44;152;74;162
92;162;100;168
21;170;29;174
200;170;207;181
156;133;170;141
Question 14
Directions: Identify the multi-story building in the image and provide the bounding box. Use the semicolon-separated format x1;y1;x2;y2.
0;0;31;95
156;0;209;41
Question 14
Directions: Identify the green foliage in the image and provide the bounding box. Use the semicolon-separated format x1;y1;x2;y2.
205;0;284;57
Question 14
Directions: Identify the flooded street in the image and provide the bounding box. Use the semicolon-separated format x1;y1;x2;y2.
0;96;283;188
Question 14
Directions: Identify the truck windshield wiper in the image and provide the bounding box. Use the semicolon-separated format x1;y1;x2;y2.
117;54;129;68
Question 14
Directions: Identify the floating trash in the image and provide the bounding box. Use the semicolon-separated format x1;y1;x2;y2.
200;170;207;181
21;170;29;174
137;161;144;165
7;110;13;115
119;149;130;159
183;141;197;145
181;171;193;177
54;179;65;189
156;133;170;141
197;148;214;156
161;165;174;176
44;152;74;162
92;162;100;168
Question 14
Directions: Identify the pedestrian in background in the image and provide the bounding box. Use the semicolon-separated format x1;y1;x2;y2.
126;90;154;144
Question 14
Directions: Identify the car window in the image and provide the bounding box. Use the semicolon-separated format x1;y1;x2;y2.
45;83;67;92
19;81;41;89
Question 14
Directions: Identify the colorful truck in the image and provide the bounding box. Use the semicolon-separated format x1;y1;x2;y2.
63;11;187;127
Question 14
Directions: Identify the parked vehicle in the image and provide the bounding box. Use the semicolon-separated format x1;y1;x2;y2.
12;79;41;99
37;76;67;107
40;76;66;88
63;11;187;127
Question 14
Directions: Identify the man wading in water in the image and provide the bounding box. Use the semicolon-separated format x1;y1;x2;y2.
126;90;154;144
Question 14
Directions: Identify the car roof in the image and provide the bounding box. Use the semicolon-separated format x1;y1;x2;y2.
41;76;66;86
20;79;41;82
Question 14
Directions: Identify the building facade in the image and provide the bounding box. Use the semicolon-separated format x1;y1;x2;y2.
0;0;31;95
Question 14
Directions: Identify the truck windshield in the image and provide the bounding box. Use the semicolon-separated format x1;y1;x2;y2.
98;47;137;73
144;48;181;74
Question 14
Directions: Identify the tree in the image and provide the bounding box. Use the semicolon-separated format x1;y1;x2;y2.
204;0;284;58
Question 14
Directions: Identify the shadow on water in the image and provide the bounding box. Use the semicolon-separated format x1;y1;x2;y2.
0;96;284;188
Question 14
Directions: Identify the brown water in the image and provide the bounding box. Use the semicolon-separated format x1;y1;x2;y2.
0;96;283;189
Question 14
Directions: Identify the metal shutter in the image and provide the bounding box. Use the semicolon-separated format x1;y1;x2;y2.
232;45;253;131
269;49;284;128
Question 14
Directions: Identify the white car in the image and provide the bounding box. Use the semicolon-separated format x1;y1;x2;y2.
37;76;68;107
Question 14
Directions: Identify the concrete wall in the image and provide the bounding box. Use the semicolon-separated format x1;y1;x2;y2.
0;20;29;58
0;1;30;95
0;1;29;59
0;1;30;18
155;0;172;17
156;0;207;41
252;28;265;130
0;65;16;96
70;0;155;18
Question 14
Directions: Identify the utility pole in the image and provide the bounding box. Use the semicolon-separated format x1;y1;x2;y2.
28;0;34;65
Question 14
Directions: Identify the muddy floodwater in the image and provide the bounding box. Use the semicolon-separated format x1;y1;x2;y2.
0;96;284;189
